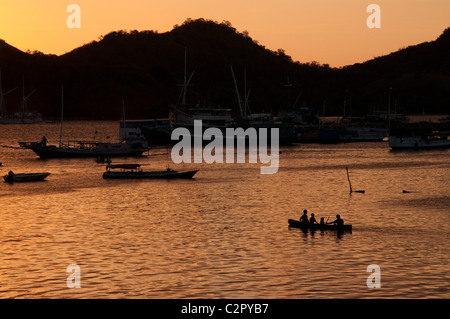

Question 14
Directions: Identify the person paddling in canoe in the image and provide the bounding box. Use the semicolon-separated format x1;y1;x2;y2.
300;210;309;224
328;214;344;227
309;213;319;225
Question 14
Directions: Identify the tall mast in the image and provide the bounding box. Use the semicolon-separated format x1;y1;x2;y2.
0;69;17;118
183;47;187;106
59;85;64;148
22;76;25;113
122;99;126;129
0;69;4;118
177;47;194;107
243;68;251;118
20;77;36;115
230;65;243;118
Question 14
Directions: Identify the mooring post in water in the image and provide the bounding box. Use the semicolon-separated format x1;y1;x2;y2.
346;166;353;193
346;166;365;194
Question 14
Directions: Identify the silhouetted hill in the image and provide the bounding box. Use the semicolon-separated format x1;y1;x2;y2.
0;19;449;120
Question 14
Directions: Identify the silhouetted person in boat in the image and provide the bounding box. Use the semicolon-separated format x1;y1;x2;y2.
6;170;14;183
300;210;309;224
40;136;47;146
320;217;325;226
309;213;318;225
329;214;344;226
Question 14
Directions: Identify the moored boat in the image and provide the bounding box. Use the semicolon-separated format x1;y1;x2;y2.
103;163;198;179
288;219;352;231
4;171;50;183
388;129;450;150
0;73;43;124
119;118;173;146
21;137;148;159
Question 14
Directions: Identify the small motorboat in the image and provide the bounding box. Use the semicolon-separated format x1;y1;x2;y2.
288;219;352;231
102;163;198;179
389;129;450;150
4;170;51;183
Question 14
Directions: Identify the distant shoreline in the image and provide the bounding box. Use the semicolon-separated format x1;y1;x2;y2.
322;114;449;124
35;114;450;123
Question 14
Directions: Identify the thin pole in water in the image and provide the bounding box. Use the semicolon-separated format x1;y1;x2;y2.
346;166;353;194
346;166;365;194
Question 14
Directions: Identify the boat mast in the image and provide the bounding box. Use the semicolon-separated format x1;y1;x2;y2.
243;68;252;118
0;69;4;118
21;76;37;115
0;69;17;118
230;65;243;118
387;87;392;129
59;85;64;148
122;99;126;129
183;47;187;106
178;47;195;107
22;76;25;114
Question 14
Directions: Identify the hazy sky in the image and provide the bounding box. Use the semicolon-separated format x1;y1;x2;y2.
0;0;449;67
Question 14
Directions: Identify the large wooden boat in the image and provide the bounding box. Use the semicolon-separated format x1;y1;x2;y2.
21;137;148;159
103;163;198;179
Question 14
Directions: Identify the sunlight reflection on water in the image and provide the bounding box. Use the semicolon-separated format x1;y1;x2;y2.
0;122;449;298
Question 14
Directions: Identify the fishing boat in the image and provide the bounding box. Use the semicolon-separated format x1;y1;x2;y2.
169;48;235;135
21;138;148;159
389;129;450;149
4;171;50;183
170;105;234;133
103;163;199;179
119;118;173;145
20;88;149;159
229;66;298;144
339;127;389;142
288;219;352;231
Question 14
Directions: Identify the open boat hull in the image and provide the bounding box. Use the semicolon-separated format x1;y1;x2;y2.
4;172;50;183
24;143;145;159
103;169;199;179
288;219;352;231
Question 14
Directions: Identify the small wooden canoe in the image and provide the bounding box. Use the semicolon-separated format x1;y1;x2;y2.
288;219;352;231
4;171;51;183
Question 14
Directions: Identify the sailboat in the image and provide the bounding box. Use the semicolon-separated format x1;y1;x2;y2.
22;87;149;158
229;65;298;144
0;73;43;124
169;48;234;134
118;99;173;146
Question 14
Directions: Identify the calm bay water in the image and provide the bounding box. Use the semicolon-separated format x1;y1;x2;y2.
0;121;448;298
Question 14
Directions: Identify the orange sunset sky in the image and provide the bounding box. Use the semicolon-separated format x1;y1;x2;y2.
0;0;449;67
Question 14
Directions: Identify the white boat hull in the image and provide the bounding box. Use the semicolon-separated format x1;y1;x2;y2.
389;136;450;149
